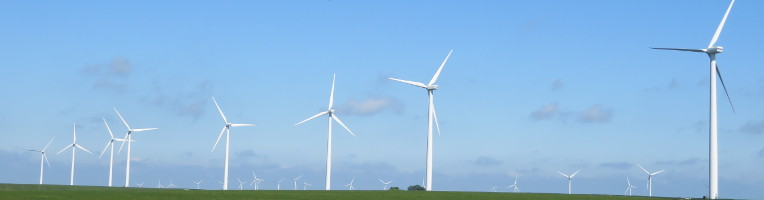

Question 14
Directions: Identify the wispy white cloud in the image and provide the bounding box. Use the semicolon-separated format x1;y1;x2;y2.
740;119;764;134
597;162;631;170
335;95;404;116
529;103;560;120
552;79;563;91
472;156;502;166
81;57;134;93
578;105;612;123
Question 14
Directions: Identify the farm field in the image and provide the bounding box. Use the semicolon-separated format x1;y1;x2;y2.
0;183;695;200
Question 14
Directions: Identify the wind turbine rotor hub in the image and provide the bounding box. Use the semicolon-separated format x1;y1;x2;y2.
427;85;438;90
707;46;723;54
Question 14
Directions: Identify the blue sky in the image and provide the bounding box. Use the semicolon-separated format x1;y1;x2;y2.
1;0;763;198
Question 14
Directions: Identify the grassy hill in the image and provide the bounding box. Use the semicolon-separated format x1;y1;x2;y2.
0;183;690;200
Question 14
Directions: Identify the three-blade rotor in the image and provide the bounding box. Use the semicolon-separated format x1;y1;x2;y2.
295;74;355;136
211;96;256;152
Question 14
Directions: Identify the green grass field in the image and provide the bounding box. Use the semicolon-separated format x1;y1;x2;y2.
0;183;692;200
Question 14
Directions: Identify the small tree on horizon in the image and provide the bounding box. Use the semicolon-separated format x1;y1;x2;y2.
407;185;425;191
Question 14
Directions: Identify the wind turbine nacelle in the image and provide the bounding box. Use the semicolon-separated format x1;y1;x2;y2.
427;85;438;90
707;46;723;54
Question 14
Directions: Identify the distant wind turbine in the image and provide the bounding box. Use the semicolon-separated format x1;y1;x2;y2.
167;179;176;188
276;178;284;190
28;137;54;185
114;108;158;187
344;177;355;190
210;97;256;190
650;1;736;198
194;180;202;189
506;176;519;193
251;172;263;190
303;181;311;190
57;123;93;185
389;49;453;191
98;118;126;187
137;183;144;188
156;179;164;188
625;177;637;196
378;179;392;190
237;178;246;190
490;186;499;192
639;165;664;197
293;175;302;190
557;170;580;194
295;74;355;190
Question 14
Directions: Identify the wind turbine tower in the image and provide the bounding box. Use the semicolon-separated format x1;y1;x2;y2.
114;108;158;187
639;165;665;197
651;1;736;198
209;97;256;190
57;123;93;185
295;74;355;190
389;49;453;191
28;137;54;184
557;170;580;194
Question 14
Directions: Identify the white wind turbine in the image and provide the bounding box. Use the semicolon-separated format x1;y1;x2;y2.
136;183;144;188
28;137;54;185
303;181;311;190
251;172;263;190
194;180;202;189
98;118;126;187
114;108;158;187
293;175;302;190
389;49;453;191
378;179;392;190
237;178;246;190
167;179;176;188
294;74;355;190
639;165;664;197
156;179;164;188
651;1;735;198
507;176;519;193
210;97;256;190
344;177;355;190
625;177;637;196
276;178;284;190
490;186;499;192
57;123;93;185
557;170;580;194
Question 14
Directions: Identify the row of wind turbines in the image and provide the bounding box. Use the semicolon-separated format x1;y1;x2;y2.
28;0;738;198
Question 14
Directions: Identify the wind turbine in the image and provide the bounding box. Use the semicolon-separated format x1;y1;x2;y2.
303;181;311;190
156;179;164;188
251;172;263;190
114;108;158;187
651;1;735;198
639;165;664;197
28;137;55;185
57;123;93;185
344;177;355;190
378;179;392;190
507;176;519;193
167;179;176;188
557;170;580;194
294;74;355;190
293;175;302;190
276;178;284;190
136;183;144;188
388;49;453;191
194;180;202;189
98;118;126;187
625;177;637;196
490;186;499;192
237;178;246;190
210;96;256;190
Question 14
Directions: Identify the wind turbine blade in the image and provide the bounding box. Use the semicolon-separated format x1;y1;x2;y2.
638;165;650;174
57;145;72;155
114;108;131;130
651;47;706;52
231;123;256;127
117;132;128;154
431;101;441;136
708;0;735;48
652;170;665;175
99;141;111;158
295;111;328;126
379;179;384;183
132;128;158;132
296;175;302;180
332;115;355;137
212;126;227;152
43;154;51;168
428;49;453;86
329;73;336;109
73;123;77;143
716;64;736;114
211;96;229;124
42;137;55;151
76;144;94;154
389;78;427;88
571;170;581;177
556;171;568;177
103;118;114;139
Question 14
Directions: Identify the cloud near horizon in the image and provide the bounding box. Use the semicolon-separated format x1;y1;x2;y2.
529;103;613;123
334;96;404;116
